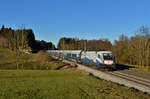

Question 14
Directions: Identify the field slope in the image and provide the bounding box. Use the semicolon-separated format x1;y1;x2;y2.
0;70;149;99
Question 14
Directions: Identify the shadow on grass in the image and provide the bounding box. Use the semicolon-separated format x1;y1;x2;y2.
113;64;135;71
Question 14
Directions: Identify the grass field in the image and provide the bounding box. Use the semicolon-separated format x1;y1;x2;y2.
0;48;150;99
0;70;149;99
123;64;150;74
0;48;62;70
0;48;35;69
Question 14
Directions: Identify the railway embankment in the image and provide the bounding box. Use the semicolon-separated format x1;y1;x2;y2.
62;59;150;94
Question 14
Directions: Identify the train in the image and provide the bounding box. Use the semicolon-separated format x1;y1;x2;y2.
47;50;115;68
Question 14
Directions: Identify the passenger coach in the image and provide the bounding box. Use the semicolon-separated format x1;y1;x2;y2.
47;50;115;67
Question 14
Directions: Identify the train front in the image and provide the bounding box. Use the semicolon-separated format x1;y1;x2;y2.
102;53;114;65
97;51;115;66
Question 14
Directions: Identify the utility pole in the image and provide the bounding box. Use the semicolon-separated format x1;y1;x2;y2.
62;38;65;59
84;40;87;51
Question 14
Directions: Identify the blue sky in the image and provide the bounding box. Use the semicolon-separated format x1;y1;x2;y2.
0;0;150;45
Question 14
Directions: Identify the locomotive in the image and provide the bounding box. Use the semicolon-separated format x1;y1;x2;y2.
47;50;115;68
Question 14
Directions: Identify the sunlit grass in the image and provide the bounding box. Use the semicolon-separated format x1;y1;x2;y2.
124;64;150;74
0;48;150;98
0;70;149;99
0;48;62;70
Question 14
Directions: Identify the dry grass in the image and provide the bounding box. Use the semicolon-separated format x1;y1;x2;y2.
0;49;63;70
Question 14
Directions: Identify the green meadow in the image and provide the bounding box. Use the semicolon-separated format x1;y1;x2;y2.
0;48;149;99
0;70;149;99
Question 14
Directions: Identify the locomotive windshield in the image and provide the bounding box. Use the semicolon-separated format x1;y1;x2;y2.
103;53;113;60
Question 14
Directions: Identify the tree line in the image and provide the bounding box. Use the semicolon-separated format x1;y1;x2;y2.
58;26;150;69
0;25;55;53
113;26;150;68
58;38;112;51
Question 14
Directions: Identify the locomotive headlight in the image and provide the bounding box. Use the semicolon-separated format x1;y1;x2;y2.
104;60;113;65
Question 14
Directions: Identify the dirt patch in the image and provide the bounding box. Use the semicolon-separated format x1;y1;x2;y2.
56;63;76;70
55;63;90;75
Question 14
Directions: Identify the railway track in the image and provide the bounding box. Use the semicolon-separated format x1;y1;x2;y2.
50;55;150;94
64;60;150;94
108;71;150;88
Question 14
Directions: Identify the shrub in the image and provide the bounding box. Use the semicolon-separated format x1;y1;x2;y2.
35;50;52;63
34;50;52;69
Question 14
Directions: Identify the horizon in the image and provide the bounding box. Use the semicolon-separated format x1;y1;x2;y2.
1;0;150;46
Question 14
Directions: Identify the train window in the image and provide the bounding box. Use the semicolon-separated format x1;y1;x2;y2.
98;54;102;59
103;53;113;60
67;53;71;56
72;54;76;57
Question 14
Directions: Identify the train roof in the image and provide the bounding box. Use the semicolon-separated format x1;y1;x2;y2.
97;51;112;53
47;50;112;53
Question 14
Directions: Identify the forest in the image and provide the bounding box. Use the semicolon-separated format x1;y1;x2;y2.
0;25;55;53
58;26;150;69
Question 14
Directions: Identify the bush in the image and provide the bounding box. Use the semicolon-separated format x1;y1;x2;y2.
34;50;54;69
35;50;52;63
